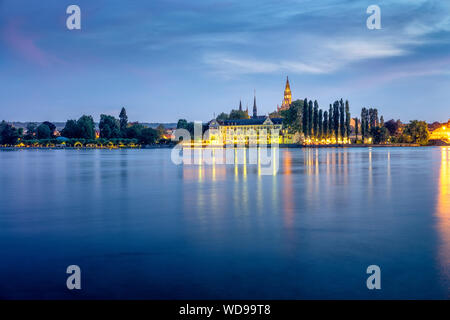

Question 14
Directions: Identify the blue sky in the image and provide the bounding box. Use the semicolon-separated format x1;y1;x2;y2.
0;0;449;123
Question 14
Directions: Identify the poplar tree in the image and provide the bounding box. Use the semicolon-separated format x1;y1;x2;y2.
345;100;351;141
323;111;329;138
119;107;128;136
328;104;333;138
339;99;345;141
318;109;323;140
361;108;366;143
313;100;319;138
333;101;339;142
308;100;313;137
303;98;308;137
374;108;379;127
365;110;369;140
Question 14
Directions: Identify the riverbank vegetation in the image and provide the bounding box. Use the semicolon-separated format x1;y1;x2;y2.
0;104;445;148
272;98;433;146
0;108;173;148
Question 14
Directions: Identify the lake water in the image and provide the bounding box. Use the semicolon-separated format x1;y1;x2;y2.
0;147;449;299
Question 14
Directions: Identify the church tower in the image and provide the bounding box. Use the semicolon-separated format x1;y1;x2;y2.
278;76;292;111
239;100;243;111
252;93;257;118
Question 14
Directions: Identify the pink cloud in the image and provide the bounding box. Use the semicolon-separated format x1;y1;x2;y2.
2;20;59;67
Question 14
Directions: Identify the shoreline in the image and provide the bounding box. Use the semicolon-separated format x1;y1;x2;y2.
0;143;440;151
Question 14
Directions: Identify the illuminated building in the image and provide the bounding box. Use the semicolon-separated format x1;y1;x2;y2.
277;76;292;112
430;120;450;143
207;94;291;145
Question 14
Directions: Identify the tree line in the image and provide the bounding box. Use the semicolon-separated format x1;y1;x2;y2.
280;98;352;142
279;98;430;145
0;108;169;146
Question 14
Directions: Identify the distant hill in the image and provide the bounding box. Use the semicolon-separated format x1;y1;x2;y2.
11;122;178;131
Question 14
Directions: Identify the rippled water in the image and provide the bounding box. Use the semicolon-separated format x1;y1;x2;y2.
0;147;449;299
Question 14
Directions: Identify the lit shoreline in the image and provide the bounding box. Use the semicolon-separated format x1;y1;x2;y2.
0;143;435;151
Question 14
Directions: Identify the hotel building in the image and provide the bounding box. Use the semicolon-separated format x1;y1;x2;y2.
207;91;293;145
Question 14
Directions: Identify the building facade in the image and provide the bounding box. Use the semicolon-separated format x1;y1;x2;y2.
430;120;450;143
207;117;286;145
205;86;296;145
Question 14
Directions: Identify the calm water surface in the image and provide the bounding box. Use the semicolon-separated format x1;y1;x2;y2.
0;147;449;299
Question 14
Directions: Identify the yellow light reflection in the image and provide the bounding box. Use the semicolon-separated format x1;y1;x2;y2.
437;147;450;286
283;150;294;228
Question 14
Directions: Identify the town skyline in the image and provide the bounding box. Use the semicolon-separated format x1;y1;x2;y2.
1;0;449;123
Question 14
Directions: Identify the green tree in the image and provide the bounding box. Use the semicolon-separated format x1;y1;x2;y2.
368;108;379;129
216;112;228;121
37;123;51;139
323;111;329;138
77;115;96;139
361;109;366;142
370;126;389;144
313;101;319;138
361;108;370;143
281;99;303;134
156;124;165;139
119;107;128;136
328;105;332;138
125;123;145;139
333;101;339;142
402;120;430;145
308;100;313;137
0;121;20;145
364;110;369;141
384;119;400;136
177;119;194;136
177;119;188;129
24;122;37;140
345;100;351;141
42;121;56;136
354;118;359;141
339;99;345;140
229;109;249;120
302;98;308;137
61;120;82;138
318;109;323;139
139;127;159;145
99;114;120;139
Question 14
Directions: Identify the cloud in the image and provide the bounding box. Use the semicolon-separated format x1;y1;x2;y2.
203;38;411;76
203;54;332;76
1;20;61;67
325;40;408;60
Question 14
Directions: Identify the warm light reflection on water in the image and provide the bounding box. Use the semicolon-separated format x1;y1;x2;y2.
282;150;294;228
437;147;450;291
1;147;449;298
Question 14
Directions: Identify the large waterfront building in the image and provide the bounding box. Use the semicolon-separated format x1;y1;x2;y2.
430;120;450;143
207;93;292;145
208;117;285;145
